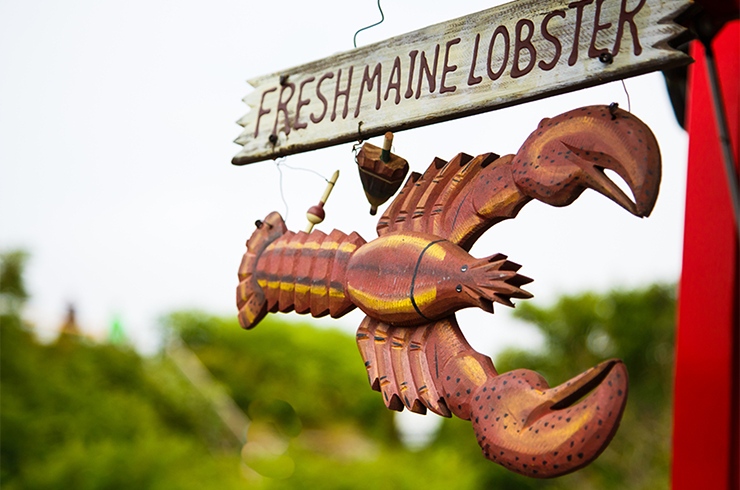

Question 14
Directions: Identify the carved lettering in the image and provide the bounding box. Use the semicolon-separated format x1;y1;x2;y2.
405;50;418;99
416;45;440;99
254;87;277;138
512;19;536;78
487;25;510;81
273;82;295;136
385;56;402;104
567;0;594;66
355;63;382;117
310;72;333;124
539;10;565;71
612;0;646;56
331;67;353;122
588;0;613;58
467;33;483;86
294;76;315;130
440;38;461;94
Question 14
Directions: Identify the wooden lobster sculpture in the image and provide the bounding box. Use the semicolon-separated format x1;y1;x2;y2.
236;105;660;478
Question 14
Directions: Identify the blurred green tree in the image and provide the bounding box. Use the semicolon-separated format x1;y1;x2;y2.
0;250;29;316
0;252;244;490
492;284;677;490
0;249;676;489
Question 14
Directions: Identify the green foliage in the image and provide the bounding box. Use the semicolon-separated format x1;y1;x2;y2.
0;250;244;489
495;284;677;490
1;250;676;489
164;311;396;442
0;250;29;315
0;320;246;490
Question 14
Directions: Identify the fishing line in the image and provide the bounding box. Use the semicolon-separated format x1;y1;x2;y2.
353;0;385;48
274;158;333;221
274;158;290;220
279;161;330;182
621;79;632;113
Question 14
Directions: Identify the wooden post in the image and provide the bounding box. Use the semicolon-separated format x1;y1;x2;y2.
673;20;739;490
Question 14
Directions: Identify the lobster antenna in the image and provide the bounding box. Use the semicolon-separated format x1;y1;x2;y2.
305;170;340;233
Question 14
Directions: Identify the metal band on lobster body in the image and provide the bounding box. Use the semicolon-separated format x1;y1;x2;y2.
238;221;531;328
236;106;660;478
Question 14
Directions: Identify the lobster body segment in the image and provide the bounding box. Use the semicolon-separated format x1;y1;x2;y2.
238;222;532;330
256;228;366;318
346;232;532;326
237;212;366;329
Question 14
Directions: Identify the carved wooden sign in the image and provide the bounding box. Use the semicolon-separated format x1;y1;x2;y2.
233;0;691;165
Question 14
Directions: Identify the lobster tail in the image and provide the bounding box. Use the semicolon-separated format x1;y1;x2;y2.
237;213;367;328
237;212;288;329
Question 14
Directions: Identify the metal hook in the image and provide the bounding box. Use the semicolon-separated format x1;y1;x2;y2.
609;102;619;120
352;122;365;163
353;0;385;48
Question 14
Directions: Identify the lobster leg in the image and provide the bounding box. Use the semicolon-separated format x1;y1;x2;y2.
356;315;628;478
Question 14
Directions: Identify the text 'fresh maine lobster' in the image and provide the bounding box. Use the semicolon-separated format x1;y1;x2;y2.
236;105;660;478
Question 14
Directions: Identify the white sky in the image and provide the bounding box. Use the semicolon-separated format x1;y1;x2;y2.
0;0;687;360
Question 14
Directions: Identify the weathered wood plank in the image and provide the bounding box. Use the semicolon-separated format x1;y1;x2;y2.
233;0;692;165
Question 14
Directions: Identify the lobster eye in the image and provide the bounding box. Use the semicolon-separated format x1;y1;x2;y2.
461;265;468;272
456;285;462;293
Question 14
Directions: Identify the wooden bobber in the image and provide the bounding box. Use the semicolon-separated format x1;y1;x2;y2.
306;204;325;230
305;170;339;233
356;132;409;215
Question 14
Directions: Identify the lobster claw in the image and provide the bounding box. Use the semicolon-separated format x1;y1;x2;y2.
512;105;661;218
469;359;628;478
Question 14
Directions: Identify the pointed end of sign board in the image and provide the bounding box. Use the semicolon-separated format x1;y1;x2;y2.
653;0;697;51
232;148;253;166
236;113;250;128
246;76;261;89
234;129;251;146
657;0;697;26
